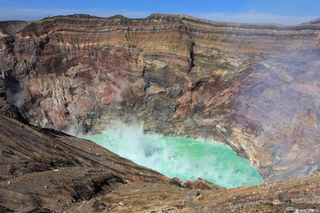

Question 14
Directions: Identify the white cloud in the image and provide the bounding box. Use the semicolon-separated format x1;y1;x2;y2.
0;7;150;21
191;11;318;25
0;7;317;25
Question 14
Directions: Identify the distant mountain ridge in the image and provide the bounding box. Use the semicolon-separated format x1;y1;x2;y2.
302;17;320;25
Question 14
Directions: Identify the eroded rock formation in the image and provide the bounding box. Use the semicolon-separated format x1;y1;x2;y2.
0;112;320;212
1;14;320;183
0;114;168;212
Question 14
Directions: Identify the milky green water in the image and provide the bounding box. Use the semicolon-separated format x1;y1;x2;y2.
83;126;263;188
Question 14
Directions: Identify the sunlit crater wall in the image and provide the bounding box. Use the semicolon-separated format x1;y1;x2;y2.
1;14;320;183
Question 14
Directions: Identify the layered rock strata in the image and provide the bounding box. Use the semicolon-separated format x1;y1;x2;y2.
1;14;320;183
0;114;168;212
1;110;320;212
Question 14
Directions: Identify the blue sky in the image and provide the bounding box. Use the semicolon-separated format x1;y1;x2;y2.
0;0;319;25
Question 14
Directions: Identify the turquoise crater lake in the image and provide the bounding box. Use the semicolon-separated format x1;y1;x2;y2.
83;126;263;188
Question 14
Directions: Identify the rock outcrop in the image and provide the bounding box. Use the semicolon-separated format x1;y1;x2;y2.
1;14;320;183
302;17;320;25
0;114;170;212
1;112;320;212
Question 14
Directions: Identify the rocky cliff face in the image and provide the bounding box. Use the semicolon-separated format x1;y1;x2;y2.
0;112;320;212
1;14;320;183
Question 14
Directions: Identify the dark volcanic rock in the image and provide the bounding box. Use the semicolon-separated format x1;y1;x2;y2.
0;167;124;211
184;189;200;201
0;76;27;122
1;83;320;212
278;192;290;202
0;20;30;36
91;173;320;212
0;115;166;183
1;14;320;184
302;17;320;25
0;107;225;212
0;114;172;211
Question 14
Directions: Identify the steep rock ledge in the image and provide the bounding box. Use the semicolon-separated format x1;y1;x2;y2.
0;111;223;212
1;14;320;183
1;110;320;212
